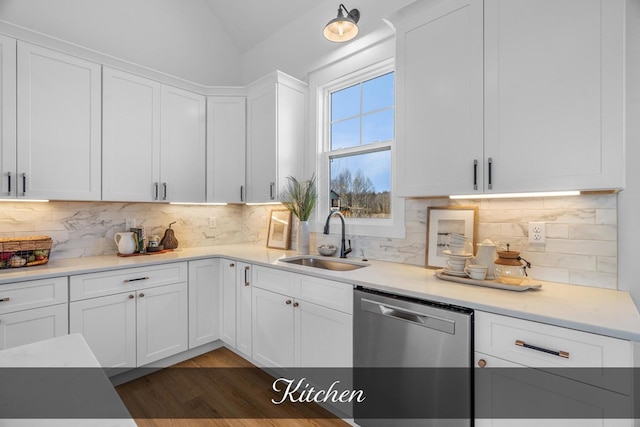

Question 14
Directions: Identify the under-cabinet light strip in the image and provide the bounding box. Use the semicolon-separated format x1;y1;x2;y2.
449;191;580;199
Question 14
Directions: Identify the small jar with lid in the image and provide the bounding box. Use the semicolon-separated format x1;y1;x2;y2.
494;243;531;285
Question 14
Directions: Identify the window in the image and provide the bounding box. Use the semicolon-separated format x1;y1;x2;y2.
327;71;394;219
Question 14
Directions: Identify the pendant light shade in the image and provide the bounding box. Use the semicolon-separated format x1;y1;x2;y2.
323;4;360;42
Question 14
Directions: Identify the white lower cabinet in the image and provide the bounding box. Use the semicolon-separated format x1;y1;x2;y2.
69;263;188;368
0;277;68;350
188;259;221;349
474;311;633;426
220;258;237;348
235;262;253;358
251;266;353;369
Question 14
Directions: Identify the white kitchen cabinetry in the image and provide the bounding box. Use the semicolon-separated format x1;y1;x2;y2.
188;258;221;349
15;42;101;200
103;68;206;202
251;266;353;369
246;71;306;203
0;35;16;200
474;311;633;426
394;0;625;197
235;262;253;358
69;263;188;369
207;96;246;203
220;258;237;347
0;277;68;350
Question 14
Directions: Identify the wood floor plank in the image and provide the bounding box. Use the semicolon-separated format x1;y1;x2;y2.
116;347;349;426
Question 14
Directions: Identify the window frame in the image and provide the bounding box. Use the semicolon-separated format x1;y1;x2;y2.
314;58;405;238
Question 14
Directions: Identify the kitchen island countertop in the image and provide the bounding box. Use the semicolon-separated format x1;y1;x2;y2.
1;243;639;341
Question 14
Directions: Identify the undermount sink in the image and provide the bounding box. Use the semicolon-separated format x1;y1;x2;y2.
279;255;369;272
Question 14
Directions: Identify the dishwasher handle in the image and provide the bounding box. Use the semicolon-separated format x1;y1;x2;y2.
360;297;455;334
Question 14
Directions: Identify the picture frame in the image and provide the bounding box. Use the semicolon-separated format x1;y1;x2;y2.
425;206;478;269
266;210;292;250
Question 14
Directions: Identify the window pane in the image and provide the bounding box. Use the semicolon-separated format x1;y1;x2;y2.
331;117;360;150
362;72;394;113
331;84;360;121
330;150;391;219
362;109;394;145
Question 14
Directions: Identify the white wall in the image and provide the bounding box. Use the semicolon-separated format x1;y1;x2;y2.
0;0;243;86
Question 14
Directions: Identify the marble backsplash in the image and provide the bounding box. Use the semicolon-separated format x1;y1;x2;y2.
0;193;618;289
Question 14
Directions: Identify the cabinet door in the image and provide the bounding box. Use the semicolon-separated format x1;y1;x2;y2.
136;282;188;366
394;0;484;197
161;85;206;203
188;258;220;349
102;67;161;202
220;259;237;348
17;42;101;200
235;262;252;358
0;303;68;350
0;35;16;200
70;292;136;368
474;353;632;426
207;97;246;203
294;300;352;368
246;81;277;202
252;287;294;368
484;0;625;192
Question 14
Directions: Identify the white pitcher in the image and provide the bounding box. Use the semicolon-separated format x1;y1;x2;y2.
114;232;137;255
472;239;498;279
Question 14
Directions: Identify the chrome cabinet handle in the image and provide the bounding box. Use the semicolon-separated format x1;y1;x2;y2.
244;266;250;286
515;339;569;359
7;172;11;194
124;276;150;283
22;173;26;196
269;182;275;200
154;182;159;200
162;182;167;200
473;159;478;190
487;157;493;190
0;297;10;302
240;185;244;202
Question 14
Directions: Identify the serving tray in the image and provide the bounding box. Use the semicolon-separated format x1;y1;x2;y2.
435;270;542;292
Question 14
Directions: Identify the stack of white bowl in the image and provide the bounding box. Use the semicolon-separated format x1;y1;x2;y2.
442;233;474;277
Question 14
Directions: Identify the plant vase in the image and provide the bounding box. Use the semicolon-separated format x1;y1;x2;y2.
297;220;310;255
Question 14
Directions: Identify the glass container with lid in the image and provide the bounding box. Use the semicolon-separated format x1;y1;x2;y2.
494;242;531;285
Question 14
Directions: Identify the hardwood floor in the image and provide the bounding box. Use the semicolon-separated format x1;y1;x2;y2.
116;347;350;427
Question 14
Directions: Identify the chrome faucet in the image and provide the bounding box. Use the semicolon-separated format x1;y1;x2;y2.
323;211;352;258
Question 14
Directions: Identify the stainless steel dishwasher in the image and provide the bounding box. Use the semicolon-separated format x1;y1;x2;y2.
353;287;473;427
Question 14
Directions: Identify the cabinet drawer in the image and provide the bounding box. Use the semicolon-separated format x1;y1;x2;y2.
295;275;353;315
0;303;69;350
475;311;631;368
475;311;632;394
252;265;295;295
70;262;187;301
0;277;68;314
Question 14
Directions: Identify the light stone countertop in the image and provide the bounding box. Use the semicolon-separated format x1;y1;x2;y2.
1;243;639;341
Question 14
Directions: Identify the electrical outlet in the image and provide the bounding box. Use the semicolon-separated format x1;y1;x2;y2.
125;218;136;230
209;217;217;228
528;222;546;244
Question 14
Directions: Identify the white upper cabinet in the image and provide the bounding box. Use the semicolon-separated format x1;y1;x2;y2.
102;68;161;202
246;71;306;203
160;85;206;203
394;0;625;197
207;96;246;203
0;35;16;200
102;68;205;202
483;0;624;193
394;0;484;198
16;42;102;200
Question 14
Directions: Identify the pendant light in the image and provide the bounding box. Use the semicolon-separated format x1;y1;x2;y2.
323;4;360;42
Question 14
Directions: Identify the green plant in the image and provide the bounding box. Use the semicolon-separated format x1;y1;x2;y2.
280;174;317;221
